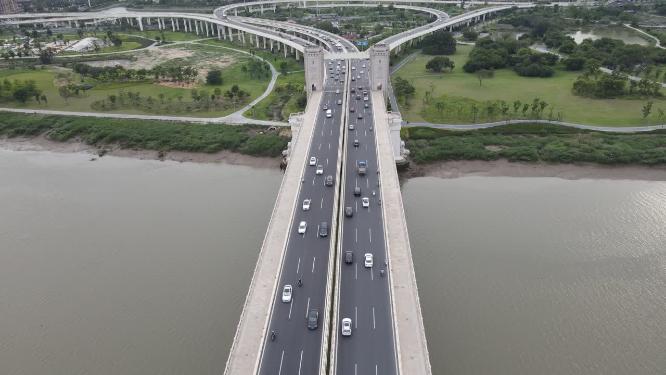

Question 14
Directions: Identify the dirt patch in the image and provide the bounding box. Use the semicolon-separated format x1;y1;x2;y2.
0;136;280;170
402;159;666;181
131;46;195;69
484;145;504;152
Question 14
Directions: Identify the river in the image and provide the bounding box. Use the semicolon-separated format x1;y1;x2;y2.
0;149;282;375
403;176;666;375
1;149;665;374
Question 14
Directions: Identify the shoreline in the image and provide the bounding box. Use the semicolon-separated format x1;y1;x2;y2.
402;159;666;181
0;136;282;170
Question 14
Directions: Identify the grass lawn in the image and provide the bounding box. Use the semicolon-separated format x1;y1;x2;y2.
393;45;666;126
199;39;303;72
0;60;270;117
246;71;305;121
122;30;204;42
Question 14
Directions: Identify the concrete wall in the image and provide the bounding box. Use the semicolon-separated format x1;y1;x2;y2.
369;43;390;92
304;45;325;96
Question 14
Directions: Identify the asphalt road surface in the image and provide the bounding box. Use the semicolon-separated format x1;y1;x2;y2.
258;58;347;375
335;59;398;375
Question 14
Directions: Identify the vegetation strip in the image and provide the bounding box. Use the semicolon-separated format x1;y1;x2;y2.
0;113;289;157
403;124;666;165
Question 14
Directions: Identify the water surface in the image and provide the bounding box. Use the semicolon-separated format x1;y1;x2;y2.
403;176;666;375
569;27;650;45
0;149;282;375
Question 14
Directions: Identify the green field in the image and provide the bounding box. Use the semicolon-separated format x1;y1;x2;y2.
246;72;305;121
393;45;666;126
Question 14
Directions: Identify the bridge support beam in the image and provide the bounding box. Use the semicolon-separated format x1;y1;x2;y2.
136;17;143;31
304;45;324;97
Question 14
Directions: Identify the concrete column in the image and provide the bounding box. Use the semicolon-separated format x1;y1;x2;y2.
283;43;287;58
175;18;180;31
256;34;260;48
260;4;264;14
263;36;266;49
195;21;199;35
171;18;175;31
217;25;221;40
137;17;143;31
242;31;246;44
234;9;238;16
229;28;234;42
295;49;300;61
221;25;226;39
188;19;192;33
205;22;210;37
270;39;274;51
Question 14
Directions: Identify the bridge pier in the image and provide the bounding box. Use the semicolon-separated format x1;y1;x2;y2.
369;43;390;93
304;45;324;97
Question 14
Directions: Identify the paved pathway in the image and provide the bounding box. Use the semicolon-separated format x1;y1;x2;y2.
406;119;666;133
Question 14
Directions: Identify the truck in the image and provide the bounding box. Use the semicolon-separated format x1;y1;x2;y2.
356;160;367;175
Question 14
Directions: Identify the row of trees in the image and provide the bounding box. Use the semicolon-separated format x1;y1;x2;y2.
72;63;199;83
462;38;559;78
427;97;559;123
0;79;45;104
573;70;662;99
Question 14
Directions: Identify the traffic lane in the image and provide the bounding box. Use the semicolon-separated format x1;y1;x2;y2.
260;86;343;373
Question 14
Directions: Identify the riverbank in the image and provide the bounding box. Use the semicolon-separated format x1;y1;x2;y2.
0;135;281;169
402;159;666;181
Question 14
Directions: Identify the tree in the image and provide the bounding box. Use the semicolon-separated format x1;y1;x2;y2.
435;101;445;116
475;69;494;86
393;76;415;103
421;30;456;55
642;101;653;120
279;61;288;75
462;29;478;41
206;69;223;85
425;56;454;73
39;48;55;64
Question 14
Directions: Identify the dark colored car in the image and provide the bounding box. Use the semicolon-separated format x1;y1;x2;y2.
344;251;353;264
307;309;319;330
325;175;334;186
357;113;363;119
356;95;361;100
354;186;361;196
319;222;329;237
345;206;353;217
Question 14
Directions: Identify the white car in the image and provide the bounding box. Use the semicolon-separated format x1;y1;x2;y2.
341;318;352;336
362;64;366;68
364;96;369;101
336;89;340;94
362;197;370;208
316;165;324;175
298;221;307;234
352;66;356;70
364;253;373;268
309;156;317;166
337;99;342;105
357;75;361;79
303;199;311;211
349;124;355;131
282;284;292;303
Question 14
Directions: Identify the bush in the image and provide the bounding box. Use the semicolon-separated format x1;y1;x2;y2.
206;70;223;85
421;31;456;55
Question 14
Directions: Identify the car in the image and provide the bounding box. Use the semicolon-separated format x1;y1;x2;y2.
303;199;311;211
364;103;369;108
325;175;334;186
363;90;368;95
351;77;355;81
356;95;361;100
350;107;355;113
323;105;328;111
298;221;307;234
360;70;364;74
349;124;355;131
307;309;319;330
353;139;359;147
364;96;369;102
309;156;317;166
352;66;356;70
357;113;363;119
345;206;353;217
282;284;292;303
357;75;361;79
341;318;352;336
353;186;361;196
358;86;363;91
344;251;353;264
362;197;370;207
319;222;329;237
336;89;340;94
316;165;324;175
362;64;366;68
337;99;342;105
369;126;373;132
364;253;373;268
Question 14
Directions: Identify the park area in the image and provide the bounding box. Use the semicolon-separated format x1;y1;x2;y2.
392;45;666;126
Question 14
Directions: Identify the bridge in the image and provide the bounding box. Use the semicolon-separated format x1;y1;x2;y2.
0;1;576;373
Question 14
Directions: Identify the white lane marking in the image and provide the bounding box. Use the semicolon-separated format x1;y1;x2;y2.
318;143;322;150
298;350;304;375
312;257;316;273
371;267;374;281
355;263;358;280
355;306;358;328
375;364;378;375
320;197;324;209
321;128;324;136
328;143;331;150
296;257;301;274
305;297;310;318
369;228;372;243
316;224;320;238
312;177;316;186
278;350;285;375
355;227;358;243
365;130;367;137
326;158;329;166
355;200;358;212
288;300;293;320
330;128;333;136
372;307;376;330
355;363;358;375
355;178;358;188
365;144;368;152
